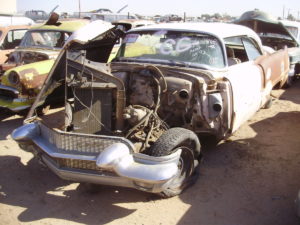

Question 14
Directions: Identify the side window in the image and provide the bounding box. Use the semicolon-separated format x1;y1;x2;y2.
2;29;27;50
224;36;247;64
242;37;262;61
14;30;27;40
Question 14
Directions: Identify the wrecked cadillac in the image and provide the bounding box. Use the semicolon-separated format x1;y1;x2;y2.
0;16;89;112
234;10;300;86
12;22;289;197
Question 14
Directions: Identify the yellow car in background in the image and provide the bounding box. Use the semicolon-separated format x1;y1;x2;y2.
0;15;89;113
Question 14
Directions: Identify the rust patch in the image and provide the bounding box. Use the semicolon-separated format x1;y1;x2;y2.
19;68;48;90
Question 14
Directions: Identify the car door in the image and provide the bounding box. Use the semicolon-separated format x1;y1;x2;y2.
225;62;263;133
224;36;267;133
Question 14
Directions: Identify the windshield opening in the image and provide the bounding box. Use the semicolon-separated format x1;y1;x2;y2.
20;30;71;48
115;30;225;69
285;26;299;40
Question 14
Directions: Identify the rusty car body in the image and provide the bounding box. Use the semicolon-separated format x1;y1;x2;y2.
0;18;89;112
0;25;30;64
234;10;300;86
13;22;289;197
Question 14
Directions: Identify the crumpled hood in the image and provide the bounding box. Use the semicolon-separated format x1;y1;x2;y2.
26;20;123;119
234;10;299;46
66;20;115;46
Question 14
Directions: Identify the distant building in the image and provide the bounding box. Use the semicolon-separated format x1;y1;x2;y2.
0;0;16;14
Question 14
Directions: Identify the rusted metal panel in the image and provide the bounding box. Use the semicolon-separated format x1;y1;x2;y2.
256;48;289;87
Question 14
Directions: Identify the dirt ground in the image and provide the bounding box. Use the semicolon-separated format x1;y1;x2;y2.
1;81;300;225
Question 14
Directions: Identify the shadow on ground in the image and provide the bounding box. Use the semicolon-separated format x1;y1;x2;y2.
0;155;156;224
177;111;300;225
278;78;300;105
1;82;300;224
0;114;23;140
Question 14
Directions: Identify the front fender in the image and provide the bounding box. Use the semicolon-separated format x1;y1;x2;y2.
1;59;55;90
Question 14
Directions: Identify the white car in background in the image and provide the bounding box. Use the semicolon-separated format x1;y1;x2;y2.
281;20;300;43
13;22;289;197
0;14;34;26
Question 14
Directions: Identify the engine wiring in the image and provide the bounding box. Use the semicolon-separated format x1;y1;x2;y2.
125;70;169;151
68;54;169;144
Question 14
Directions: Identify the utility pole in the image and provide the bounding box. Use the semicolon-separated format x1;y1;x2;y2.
283;5;285;19
78;0;81;18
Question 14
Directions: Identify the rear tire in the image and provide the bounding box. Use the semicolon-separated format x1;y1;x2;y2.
147;128;201;198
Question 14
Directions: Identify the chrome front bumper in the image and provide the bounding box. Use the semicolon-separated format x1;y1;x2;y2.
0;84;33;112
12;122;181;193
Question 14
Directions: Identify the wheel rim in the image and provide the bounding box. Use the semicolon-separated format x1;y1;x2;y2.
171;146;194;187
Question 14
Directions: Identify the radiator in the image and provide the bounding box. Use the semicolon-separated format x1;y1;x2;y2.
73;86;112;135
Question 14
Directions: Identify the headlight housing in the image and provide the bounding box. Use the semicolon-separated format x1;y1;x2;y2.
8;71;20;85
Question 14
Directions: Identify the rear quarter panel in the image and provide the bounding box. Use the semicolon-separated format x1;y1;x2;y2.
256;48;289;87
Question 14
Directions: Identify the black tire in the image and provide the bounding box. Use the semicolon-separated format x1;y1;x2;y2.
148;127;201;198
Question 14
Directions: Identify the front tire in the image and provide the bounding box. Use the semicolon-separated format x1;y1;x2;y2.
147;128;201;198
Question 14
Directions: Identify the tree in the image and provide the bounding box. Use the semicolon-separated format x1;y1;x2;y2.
287;14;296;21
213;13;222;19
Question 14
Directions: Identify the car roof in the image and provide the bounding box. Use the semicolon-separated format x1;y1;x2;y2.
130;22;262;44
0;24;31;31
30;19;90;32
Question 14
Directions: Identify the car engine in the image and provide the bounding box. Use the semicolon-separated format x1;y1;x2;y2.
63;53;228;153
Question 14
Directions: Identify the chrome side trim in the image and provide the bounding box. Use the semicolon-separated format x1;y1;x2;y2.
0;84;19;95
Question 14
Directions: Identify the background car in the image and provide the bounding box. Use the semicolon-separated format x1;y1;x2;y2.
13;22;290;197
234;9;300;86
0;14;90;113
0;25;30;64
25;10;49;22
281;20;300;43
0;14;35;26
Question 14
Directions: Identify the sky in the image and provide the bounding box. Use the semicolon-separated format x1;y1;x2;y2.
16;0;300;19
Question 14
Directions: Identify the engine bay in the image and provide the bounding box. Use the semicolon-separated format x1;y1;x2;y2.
61;55;228;153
